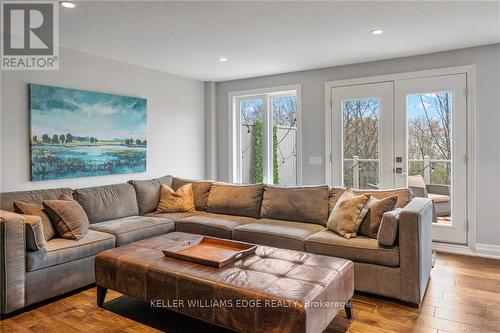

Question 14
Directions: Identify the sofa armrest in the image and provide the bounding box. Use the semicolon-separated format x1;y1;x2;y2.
0;210;26;314
377;208;402;247
426;184;450;196
398;198;433;305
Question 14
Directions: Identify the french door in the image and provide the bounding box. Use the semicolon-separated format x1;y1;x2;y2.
395;74;467;244
330;73;468;244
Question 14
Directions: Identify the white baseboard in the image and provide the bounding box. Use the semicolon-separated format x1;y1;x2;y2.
433;242;500;260
475;243;500;260
432;242;475;256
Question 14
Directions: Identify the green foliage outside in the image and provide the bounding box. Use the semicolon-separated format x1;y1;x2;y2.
252;121;280;185
272;125;279;185
253;121;264;183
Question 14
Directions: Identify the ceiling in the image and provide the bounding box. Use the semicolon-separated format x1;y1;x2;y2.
59;1;500;81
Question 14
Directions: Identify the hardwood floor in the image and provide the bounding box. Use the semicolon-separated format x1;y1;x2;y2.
1;252;499;333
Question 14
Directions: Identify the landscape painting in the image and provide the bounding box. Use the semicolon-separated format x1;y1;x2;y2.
29;84;147;181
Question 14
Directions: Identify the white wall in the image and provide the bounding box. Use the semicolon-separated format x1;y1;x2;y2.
214;44;500;248
1;47;205;192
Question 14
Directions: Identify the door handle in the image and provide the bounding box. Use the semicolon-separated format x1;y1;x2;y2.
394;167;408;175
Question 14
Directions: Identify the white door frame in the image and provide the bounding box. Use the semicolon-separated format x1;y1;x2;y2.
325;65;476;250
228;84;303;184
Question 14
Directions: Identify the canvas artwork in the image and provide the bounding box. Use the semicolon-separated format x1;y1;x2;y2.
29;84;147;181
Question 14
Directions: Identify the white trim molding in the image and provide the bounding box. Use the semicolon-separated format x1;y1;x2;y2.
227;84;303;184
433;242;500;260
475;243;500;260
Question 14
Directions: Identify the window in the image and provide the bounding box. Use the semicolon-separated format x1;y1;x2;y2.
230;86;301;185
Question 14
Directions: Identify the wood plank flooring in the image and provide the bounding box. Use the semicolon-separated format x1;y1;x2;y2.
1;252;499;333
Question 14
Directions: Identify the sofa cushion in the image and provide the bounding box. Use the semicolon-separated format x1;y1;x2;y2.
88;215;174;246
43;194;89;240
329;187;412;213
305;230;400;267
260;185;330;226
157;184;196;213
26;230;115;272
73;183;139;223
233;218;326;251
14;200;56;241
145;211;199;221
0;188;73;212
128;175;172;215
175;212;256;239
172;177;212;211
207;183;264;218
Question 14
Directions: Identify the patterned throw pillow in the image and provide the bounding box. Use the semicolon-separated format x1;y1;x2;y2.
327;189;371;239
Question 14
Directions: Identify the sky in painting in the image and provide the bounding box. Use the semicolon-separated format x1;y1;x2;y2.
30;84;147;140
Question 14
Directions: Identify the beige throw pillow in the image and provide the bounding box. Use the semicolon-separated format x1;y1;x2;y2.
43;194;89;240
327;189;371;239
157;184;196;213
14;200;56;241
358;195;398;239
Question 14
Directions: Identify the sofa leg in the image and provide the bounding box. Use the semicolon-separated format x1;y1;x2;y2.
344;298;352;319
97;286;107;307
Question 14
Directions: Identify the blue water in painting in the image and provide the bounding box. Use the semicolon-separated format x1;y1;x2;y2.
31;145;146;181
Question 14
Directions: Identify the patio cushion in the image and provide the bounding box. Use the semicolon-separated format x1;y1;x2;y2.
233;218;326;251
88;215;174;246
305;230;400;267
26;230;115;272
175;212;256;239
428;193;450;203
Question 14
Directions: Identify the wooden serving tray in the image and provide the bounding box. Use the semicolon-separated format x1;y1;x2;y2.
162;236;257;268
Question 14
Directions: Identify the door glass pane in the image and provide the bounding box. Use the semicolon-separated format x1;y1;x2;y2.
271;95;297;186
407;92;452;224
240;99;264;183
342;98;380;189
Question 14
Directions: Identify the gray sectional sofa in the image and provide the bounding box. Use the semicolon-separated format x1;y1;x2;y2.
0;175;433;315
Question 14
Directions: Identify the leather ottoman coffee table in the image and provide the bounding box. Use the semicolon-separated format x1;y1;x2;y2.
95;232;354;333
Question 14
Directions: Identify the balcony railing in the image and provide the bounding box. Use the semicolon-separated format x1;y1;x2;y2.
345;155;451;189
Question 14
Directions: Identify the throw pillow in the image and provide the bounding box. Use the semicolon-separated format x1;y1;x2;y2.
157;183;196;213
358;195;398;239
14;200;56;241
43;194;89;240
327;189;371;239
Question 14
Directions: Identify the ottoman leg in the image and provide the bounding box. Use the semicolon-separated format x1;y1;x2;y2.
344;298;352;319
97;286;108;307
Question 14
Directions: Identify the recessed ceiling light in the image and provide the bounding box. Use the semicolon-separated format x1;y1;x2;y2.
218;57;228;62
371;29;383;35
60;1;77;9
